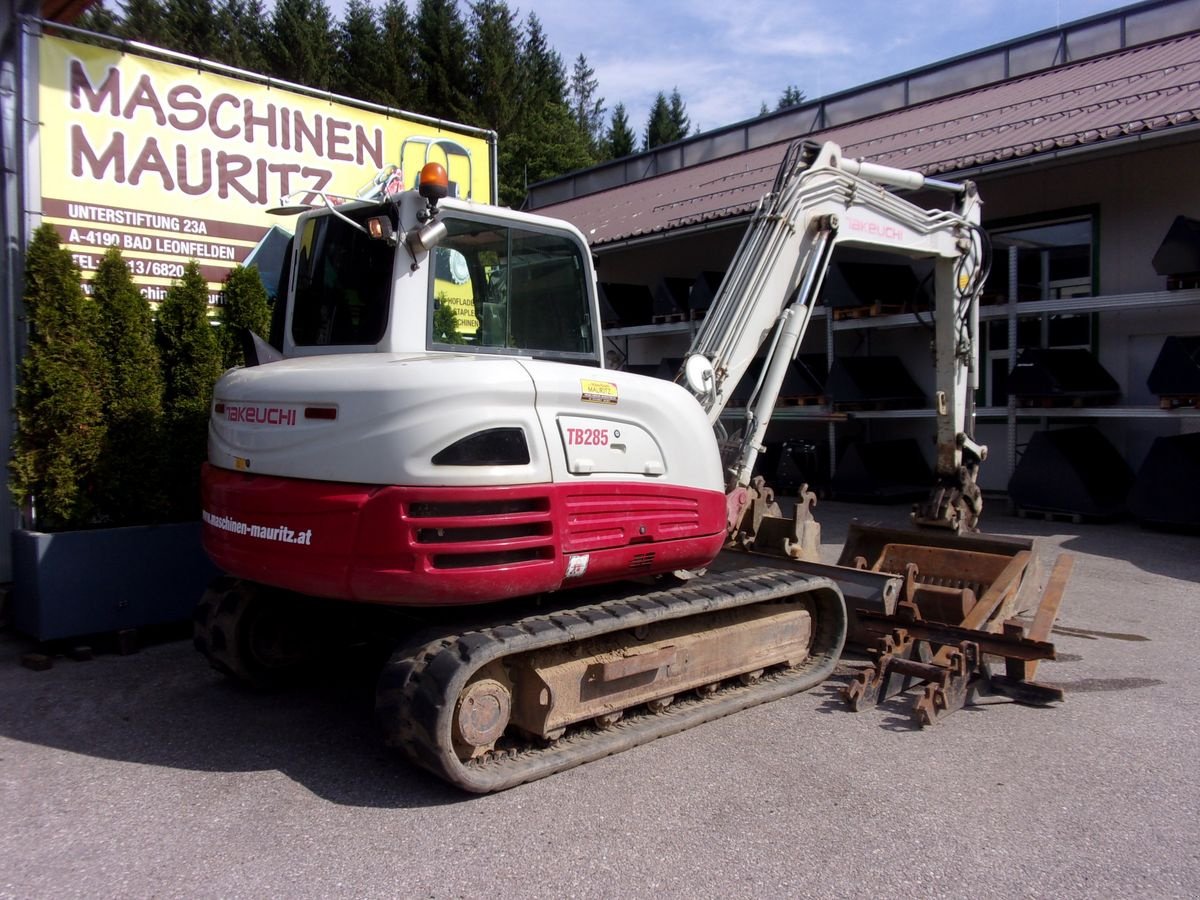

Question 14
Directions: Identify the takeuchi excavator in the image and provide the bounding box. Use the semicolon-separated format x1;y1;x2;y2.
195;141;1068;793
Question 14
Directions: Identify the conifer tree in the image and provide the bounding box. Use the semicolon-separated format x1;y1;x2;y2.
777;85;806;110
335;0;389;105
467;0;522;136
499;107;592;207
215;0;268;71
603;102;636;160
569;54;605;156
645;88;691;149
76;1;120;37
219;265;272;369
520;13;566;107
119;0;170;46
156;262;225;519
667;88;692;139
496;13;591;206
644;91;672;149
9;226;107;530
415;0;471;119
379;0;420;111
266;0;337;89
91;248;168;525
165;0;220;57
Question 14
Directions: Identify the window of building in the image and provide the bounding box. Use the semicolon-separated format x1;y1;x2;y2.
985;216;1094;302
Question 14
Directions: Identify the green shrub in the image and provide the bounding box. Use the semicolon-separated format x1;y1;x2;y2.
219;265;273;369
91;248;168;524
9;225;107;530
156;260;225;519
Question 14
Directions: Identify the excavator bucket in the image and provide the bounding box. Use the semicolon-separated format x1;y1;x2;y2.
832;523;1071;725
837;523;1041;640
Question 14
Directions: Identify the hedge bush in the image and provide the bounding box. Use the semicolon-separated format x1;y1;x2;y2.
156;260;225;520
13;239;280;529
219;264;272;369
91;247;168;524
9;225;107;530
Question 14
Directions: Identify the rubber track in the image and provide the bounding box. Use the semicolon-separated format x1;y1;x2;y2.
193;576;248;681
376;566;846;793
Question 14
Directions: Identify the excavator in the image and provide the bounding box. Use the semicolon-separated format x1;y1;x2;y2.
194;140;1067;793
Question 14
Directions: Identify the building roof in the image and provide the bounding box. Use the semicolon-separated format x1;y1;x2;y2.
533;21;1200;249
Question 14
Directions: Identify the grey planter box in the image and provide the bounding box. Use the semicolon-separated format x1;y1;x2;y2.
11;522;220;642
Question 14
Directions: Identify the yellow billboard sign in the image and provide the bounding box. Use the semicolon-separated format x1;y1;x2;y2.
37;34;493;304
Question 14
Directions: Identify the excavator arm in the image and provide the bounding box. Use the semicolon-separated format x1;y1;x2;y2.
679;141;989;536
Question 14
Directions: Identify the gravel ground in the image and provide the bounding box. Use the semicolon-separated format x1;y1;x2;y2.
1;500;1197;899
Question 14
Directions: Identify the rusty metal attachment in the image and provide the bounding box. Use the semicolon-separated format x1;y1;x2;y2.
727;476;782;550
751;484;822;562
838;524;1073;725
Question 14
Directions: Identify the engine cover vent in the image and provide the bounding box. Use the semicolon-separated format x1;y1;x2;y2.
432;428;530;466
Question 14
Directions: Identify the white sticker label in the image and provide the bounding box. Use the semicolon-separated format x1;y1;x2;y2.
565;554;590;578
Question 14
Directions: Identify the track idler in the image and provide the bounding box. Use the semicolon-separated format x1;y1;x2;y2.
193;576;362;688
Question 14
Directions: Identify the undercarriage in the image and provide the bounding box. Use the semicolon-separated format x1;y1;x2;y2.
194;519;1070;793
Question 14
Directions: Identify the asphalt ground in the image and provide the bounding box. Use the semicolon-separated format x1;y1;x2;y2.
1;500;1197;899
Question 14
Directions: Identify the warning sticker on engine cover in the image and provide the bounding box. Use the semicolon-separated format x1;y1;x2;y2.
580;379;618;404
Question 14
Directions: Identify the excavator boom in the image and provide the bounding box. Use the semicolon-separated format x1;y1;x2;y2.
679;141;988;534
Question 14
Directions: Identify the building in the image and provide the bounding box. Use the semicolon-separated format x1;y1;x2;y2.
526;0;1200;515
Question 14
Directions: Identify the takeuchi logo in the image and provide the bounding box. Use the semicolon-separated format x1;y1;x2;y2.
847;218;905;241
225;405;297;426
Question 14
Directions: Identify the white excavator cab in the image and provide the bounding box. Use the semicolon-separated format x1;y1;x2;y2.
273;169;602;366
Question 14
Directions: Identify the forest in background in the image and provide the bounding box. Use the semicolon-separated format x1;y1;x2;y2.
71;0;804;207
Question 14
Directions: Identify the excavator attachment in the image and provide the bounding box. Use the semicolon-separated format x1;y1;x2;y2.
730;480;823;563
911;447;986;534
835;523;1072;724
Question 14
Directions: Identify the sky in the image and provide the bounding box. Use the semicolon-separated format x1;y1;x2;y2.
329;0;1144;137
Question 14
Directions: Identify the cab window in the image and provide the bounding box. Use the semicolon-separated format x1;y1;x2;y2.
429;216;595;360
292;208;395;346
